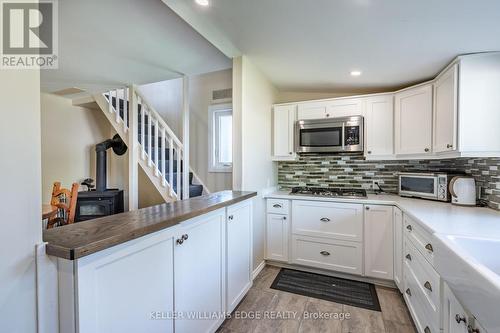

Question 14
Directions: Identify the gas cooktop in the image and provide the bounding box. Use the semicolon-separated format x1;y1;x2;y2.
290;187;367;199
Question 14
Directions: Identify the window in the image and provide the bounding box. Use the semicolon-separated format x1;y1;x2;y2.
209;104;232;172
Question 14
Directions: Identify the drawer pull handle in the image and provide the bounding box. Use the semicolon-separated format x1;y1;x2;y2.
320;217;331;222
273;204;282;208
455;314;467;324
424;281;433;292
425;243;434;252
406;225;413;231
320;251;330;256
424;327;431;333
405;288;411;296
405;254;412;261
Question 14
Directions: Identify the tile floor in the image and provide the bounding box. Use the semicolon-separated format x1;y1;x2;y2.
218;265;417;333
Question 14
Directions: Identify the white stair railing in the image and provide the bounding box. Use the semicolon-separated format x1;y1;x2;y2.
103;86;188;201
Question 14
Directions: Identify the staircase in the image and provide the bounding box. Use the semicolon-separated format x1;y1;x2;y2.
89;85;206;204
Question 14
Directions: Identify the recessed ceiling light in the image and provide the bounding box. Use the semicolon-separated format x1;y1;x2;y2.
350;70;362;76
195;0;209;6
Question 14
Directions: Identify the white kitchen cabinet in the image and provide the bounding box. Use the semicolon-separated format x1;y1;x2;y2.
326;98;363;118
292;200;364;242
433;64;458;153
266;213;289;262
364;205;394;280
292;234;363;275
74;229;177;333
394;84;433;155
226;201;253;313
174;210;226;333
272;104;297;160
443;283;469;333
393;207;403;292
297;101;329;120
365;95;394;158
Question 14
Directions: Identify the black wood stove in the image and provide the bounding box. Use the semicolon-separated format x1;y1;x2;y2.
75;135;126;222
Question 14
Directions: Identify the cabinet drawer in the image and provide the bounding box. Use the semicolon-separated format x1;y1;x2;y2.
404;267;439;333
267;199;289;215
404;238;441;319
292;235;362;275
404;214;435;266
292;200;363;242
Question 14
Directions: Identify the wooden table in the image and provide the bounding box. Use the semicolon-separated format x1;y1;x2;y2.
42;204;57;220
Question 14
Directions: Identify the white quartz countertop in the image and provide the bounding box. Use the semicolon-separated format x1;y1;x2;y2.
266;191;500;239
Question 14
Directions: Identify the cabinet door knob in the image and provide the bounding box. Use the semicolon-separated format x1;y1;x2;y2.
273;204;282;208
406;225;413;231
424;148;430;152
405;254;412;261
182;234;188;240
447;144;453;149
424;281;433;292
176;238;184;245
320;217;331;222
326;113;330;117
228;215;234;221
365;206;370;210
405;288;411;296
320;251;330;256
282;216;287;220
367;151;372;154
455;314;467;324
424;327;431;333
289;152;293;155
425;243;434;252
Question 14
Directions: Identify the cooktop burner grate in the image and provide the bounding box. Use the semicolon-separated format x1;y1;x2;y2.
290;187;367;198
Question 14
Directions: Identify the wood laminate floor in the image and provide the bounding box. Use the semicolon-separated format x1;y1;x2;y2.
218;266;417;333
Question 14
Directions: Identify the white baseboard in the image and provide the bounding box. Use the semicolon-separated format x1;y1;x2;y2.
252;261;266;280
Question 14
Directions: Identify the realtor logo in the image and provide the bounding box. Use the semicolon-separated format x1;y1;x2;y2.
1;0;58;69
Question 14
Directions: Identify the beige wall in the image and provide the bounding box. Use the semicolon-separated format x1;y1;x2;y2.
189;69;233;192
275;90;356;103
0;69;42;332
233;56;278;270
138;79;183;138
40;94;127;204
138;70;233;195
138;167;165;209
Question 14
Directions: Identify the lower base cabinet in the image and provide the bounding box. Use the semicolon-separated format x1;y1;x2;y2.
266;213;289;262
291;234;363;274
62;199;254;333
364;205;394;280
174;210;226;333
226;200;253;313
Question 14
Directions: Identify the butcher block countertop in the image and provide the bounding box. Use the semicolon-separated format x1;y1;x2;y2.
43;191;257;260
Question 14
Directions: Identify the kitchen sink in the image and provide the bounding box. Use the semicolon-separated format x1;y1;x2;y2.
434;234;500;332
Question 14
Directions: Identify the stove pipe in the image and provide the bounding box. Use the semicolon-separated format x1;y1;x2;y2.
95;134;127;192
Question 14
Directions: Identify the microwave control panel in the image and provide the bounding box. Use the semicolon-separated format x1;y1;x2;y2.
437;176;447;200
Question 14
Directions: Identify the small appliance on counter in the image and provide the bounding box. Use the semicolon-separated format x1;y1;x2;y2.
449;176;477;206
398;172;461;202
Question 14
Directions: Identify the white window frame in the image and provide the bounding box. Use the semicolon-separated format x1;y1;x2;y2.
208;103;233;173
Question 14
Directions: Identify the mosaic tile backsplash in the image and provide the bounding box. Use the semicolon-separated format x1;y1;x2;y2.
278;154;500;210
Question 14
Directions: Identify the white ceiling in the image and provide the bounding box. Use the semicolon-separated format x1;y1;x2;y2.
163;0;500;92
41;0;231;94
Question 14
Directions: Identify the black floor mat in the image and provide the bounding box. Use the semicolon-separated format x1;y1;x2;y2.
270;268;381;311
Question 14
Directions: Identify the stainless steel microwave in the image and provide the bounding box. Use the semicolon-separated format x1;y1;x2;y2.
294;116;364;153
398;172;459;201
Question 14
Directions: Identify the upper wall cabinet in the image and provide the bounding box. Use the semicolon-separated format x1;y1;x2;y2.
297;98;363;120
365;95;394;158
394;84;433;155
272;104;296;161
433;64;458;153
297;101;329;119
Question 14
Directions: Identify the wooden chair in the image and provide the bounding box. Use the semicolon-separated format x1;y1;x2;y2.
47;182;79;229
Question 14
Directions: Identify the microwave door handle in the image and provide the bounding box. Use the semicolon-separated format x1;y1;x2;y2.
341;123;345;150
